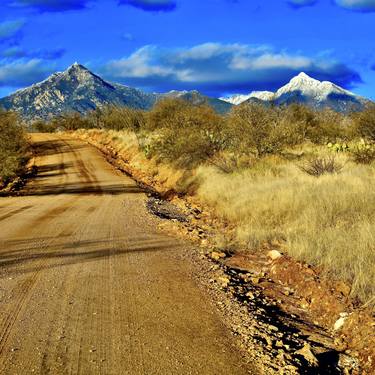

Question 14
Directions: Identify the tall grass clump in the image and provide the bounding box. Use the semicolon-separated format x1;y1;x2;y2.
0;109;28;186
300;156;343;177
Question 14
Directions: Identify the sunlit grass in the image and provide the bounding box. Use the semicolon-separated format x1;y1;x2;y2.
196;155;375;303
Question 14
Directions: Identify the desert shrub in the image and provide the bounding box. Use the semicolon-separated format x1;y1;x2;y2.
208;152;255;174
351;140;375;164
300;156;343;177
353;104;375;141
227;103;300;158
314;109;347;143
279;104;347;144
146;98;190;131
279;104;318;142
93;106;146;132
58;112;91;131
352;148;375;164
148;99;227;168
31;120;56;133
0;110;28;184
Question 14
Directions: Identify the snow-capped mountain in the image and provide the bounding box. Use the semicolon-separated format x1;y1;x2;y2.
0;64;231;121
241;72;369;112
221;91;274;105
220;94;252;105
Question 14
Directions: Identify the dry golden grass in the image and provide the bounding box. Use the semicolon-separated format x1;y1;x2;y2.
75;129;375;305
196;153;375;304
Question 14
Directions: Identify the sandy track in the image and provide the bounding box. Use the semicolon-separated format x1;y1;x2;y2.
0;134;252;374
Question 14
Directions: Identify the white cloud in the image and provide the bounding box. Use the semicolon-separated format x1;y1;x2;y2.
100;42;361;95
0;59;54;87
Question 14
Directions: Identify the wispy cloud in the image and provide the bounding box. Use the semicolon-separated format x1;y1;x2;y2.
0;20;25;43
118;0;177;12
334;0;375;12
99;43;361;96
7;0;92;13
1;47;66;60
287;0;375;11
287;0;318;8
0;59;55;87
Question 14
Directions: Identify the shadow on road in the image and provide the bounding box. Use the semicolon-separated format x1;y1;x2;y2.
20;182;144;196
0;235;179;277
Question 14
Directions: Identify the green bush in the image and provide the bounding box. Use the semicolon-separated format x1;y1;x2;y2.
0;110;28;184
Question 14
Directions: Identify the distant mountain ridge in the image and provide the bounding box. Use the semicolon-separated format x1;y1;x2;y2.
0;63;231;121
221;72;370;112
163;90;232;114
220;91;274;105
1;66;371;121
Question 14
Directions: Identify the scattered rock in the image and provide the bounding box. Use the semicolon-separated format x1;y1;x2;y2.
336;281;351;297
275;340;283;348
217;276;230;288
338;353;359;373
268;325;279;332
333;312;349;331
210;251;226;261
294;344;318;367
267;250;282;261
146;197;188;222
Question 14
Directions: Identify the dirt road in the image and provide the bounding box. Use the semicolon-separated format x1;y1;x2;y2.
0;134;252;375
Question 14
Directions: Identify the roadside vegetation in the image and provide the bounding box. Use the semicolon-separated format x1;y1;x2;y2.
0;109;28;188
39;100;375;305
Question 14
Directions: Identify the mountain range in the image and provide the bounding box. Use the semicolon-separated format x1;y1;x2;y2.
0;63;231;121
0;65;371;122
221;72;369;112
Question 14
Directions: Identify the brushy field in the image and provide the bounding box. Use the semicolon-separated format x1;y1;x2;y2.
75;127;375;306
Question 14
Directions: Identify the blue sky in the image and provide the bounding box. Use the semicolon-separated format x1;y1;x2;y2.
0;0;374;99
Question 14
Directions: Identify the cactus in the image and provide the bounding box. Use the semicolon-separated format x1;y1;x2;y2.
327;141;349;153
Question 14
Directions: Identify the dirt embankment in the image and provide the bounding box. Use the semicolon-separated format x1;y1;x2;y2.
72;130;375;375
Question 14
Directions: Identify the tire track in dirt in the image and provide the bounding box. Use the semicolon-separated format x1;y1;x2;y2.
0;206;33;223
0;137;96;366
0;134;254;375
61;139;103;196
